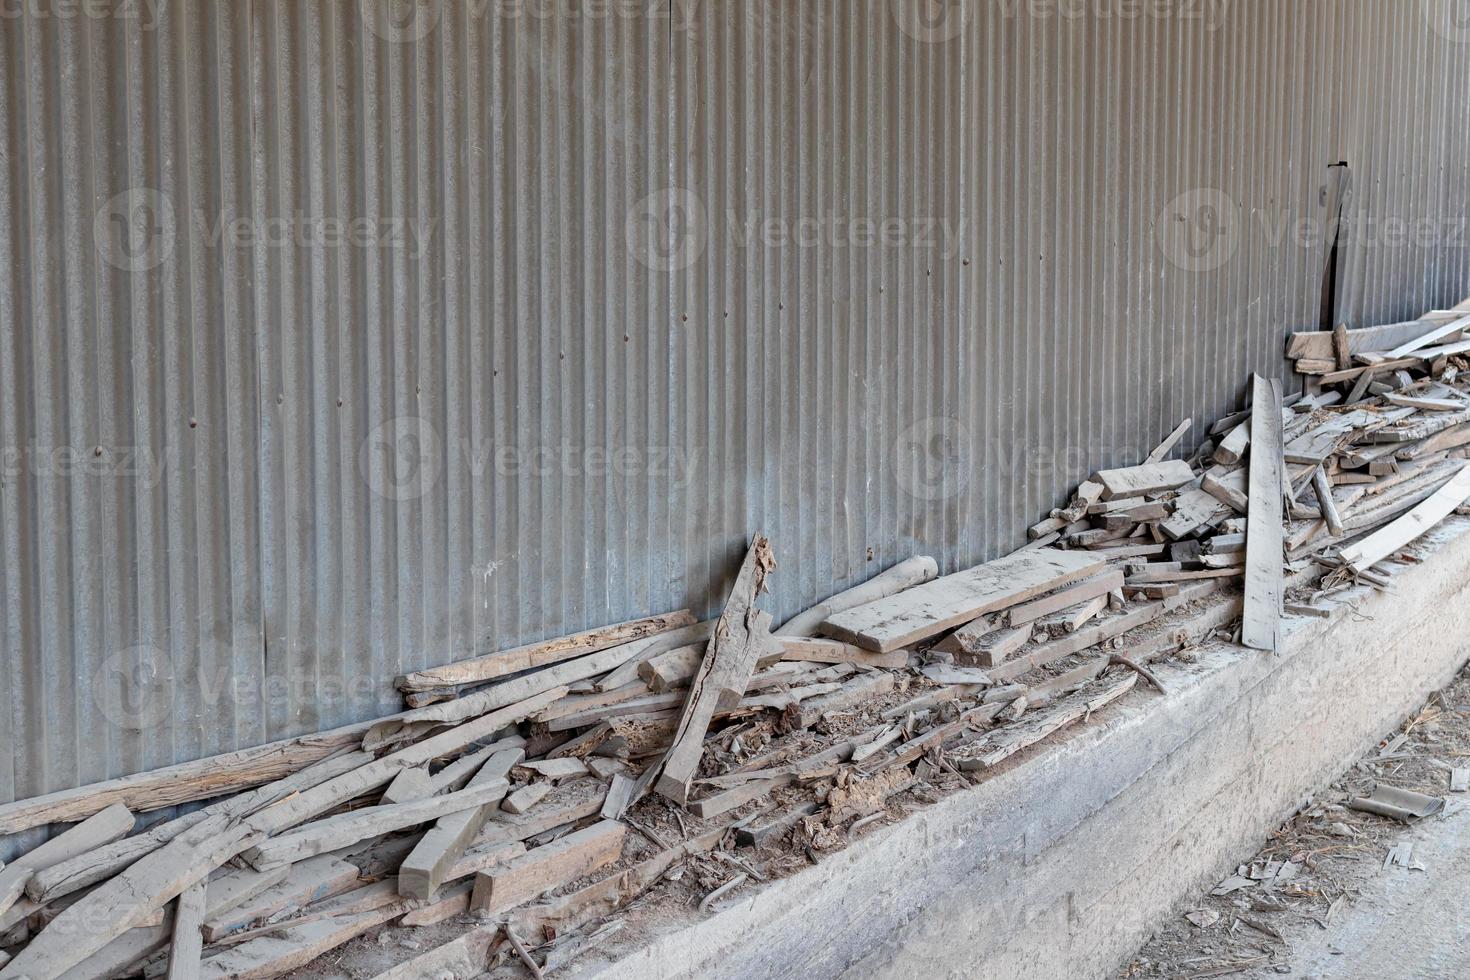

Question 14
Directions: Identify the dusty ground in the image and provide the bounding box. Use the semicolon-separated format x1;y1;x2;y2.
1120;661;1470;980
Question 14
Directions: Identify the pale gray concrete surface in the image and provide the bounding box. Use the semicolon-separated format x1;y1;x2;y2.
580;519;1470;980
1242;801;1470;980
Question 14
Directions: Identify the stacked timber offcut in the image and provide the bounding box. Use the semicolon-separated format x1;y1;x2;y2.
2;303;1470;979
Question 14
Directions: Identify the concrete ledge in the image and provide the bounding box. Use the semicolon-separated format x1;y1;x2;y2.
587;518;1470;980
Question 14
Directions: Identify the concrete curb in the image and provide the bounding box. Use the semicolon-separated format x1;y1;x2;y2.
586;518;1470;980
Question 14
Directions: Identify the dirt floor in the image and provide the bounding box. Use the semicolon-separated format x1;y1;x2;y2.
1119;660;1470;980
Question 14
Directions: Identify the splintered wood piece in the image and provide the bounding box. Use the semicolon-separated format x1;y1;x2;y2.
773;637;908;669
774;556;938;636
395;610;697;692
822;548;1105;653
165;880;207;980
1340;462;1470;573
1005;570;1124;627
0;801;135;920
398;747;525;901
196;902;409;980
969;624;1033;667
470;821;626;916
1201;468;1250;513
966;674;1138;769
655;536;777;805
1242;374;1286;652
638;645;707;691
1092;460;1195;500
1161;488;1231;540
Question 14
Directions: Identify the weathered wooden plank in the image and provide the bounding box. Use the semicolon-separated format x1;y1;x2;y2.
1160;488;1231;540
202;856;360;943
165;880;207;980
964;674;1137;769
637;645;706;692
1092;460;1194;501
1384;313;1470;359
1286;315;1460;360
1340;462;1470;572
654;537;777;804
591;620;716;693
1213;422;1251;465
395;611;696;692
1005;570;1123;627
771;637;908;669
379;767;432;805
968;624;1033;667
774;556;938;636
197;902;408;980
0;802;134;920
1243;374;1286;652
470;821;626;916
1145;418;1193;463
243;779;510;871
398;746;525;901
822;548;1105;653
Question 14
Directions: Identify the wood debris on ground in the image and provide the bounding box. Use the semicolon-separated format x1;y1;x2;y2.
2;301;1470;980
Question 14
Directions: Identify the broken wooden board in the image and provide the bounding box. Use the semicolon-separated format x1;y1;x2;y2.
771;637;908;669
1160;488;1232;540
1092;460;1194;501
962;673;1138;769
396;610;696;692
775;556;938;636
822;549;1105;653
969;624;1033;667
202;855;361;943
1286;314;1463;361
1242;374;1286;652
398;747;525;901
166;879;207;980
654;537;777;804
1340;462;1470;573
1146;418;1193;463
196;901;409;980
469;821;626;916
0;801;134;920
591;620;716;693
1005;570;1123;627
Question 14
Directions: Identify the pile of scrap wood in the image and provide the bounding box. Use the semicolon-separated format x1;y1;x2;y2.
3;308;1470;980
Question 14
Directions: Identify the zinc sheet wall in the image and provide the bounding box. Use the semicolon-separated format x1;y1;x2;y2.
2;0;1468;809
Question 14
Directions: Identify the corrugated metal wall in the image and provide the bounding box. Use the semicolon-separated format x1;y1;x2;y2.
2;0;1468;808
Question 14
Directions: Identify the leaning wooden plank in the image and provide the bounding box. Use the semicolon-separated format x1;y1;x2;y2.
242;779;510;871
201;856;359;943
592;620;716;693
774;556;938;636
165;880;207;980
1384;313;1470;359
1340;462;1470;573
28;750;371;908
470;821;626;916
1092;460;1194;501
1313;466;1345;537
772;637;908;669
396;610;696;693
0;802;134;920
0;723;378;837
1242;374;1286;652
822;549;1105;653
654;537;777;804
1146;419;1193;463
398;746;526;901
197;901;408;980
1005;570;1123;627
0;812;256;980
1286;315;1461;361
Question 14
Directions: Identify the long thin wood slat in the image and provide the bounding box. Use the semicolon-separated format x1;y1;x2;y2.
822;549;1105;653
395;611;696;692
1385;313;1470;359
1145;418;1193;463
1242;374;1286;652
1340;462;1470;572
165;880;207;980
